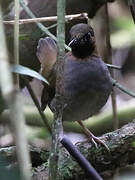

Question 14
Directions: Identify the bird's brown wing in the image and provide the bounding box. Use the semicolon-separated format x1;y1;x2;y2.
41;68;56;111
36;37;57;78
36;37;57;111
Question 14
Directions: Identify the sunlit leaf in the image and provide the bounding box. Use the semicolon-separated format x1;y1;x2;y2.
11;64;49;85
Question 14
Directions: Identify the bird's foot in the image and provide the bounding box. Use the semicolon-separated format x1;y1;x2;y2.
75;134;109;151
87;134;110;152
77;121;109;151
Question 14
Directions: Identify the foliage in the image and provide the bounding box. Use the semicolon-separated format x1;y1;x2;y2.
11;64;49;84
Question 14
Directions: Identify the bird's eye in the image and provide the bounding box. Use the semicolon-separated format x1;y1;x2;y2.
87;32;91;38
74;39;78;44
84;33;91;41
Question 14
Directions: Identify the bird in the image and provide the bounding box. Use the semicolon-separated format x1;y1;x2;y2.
36;23;113;149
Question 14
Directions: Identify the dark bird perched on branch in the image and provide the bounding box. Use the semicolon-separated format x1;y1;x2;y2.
36;23;113;149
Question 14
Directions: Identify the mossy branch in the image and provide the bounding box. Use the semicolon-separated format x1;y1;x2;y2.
1;122;135;180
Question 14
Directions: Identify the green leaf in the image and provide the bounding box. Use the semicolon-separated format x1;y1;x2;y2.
11;64;49;85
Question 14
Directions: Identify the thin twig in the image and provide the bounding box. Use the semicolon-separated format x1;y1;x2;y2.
112;78;135;98
0;5;31;180
105;3;118;130
3;13;88;25
47;23;57;30
21;77;52;134
19;0;70;51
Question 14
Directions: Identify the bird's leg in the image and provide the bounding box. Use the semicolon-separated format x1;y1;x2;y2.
78;121;109;151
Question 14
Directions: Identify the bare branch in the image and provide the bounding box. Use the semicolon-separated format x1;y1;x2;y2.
3;13;88;25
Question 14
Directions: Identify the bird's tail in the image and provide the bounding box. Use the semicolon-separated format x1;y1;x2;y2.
36;37;57;77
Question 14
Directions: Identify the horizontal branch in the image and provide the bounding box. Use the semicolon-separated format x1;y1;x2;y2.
3;13;88;25
1;101;135;135
1;122;135;179
57;122;135;179
32;121;135;179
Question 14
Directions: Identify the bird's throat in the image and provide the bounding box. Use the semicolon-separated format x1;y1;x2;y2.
72;44;95;58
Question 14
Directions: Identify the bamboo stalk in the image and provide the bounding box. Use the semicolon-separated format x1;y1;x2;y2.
0;5;31;180
49;0;65;179
3;13;88;24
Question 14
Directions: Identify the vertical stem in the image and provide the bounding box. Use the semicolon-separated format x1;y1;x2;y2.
49;0;65;180
105;4;118;130
57;1;66;56
14;0;20;86
0;5;31;180
0;8;14;95
10;91;32;180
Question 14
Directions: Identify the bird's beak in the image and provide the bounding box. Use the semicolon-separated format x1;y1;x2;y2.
68;38;76;47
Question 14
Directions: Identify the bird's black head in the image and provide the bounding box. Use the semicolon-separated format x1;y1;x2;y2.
69;23;95;58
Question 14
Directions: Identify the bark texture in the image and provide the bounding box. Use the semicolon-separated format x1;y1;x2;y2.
1;122;135;179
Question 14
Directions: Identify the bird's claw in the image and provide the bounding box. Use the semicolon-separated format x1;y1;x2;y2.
91;137;98;148
75;136;110;152
90;135;110;152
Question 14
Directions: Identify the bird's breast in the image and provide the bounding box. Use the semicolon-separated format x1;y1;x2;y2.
52;55;113;122
63;56;112;97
